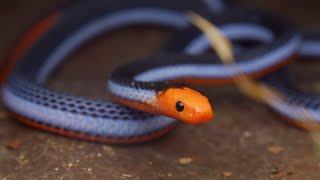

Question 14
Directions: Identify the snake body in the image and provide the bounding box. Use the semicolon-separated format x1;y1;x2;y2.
2;0;213;143
167;10;320;128
1;0;320;143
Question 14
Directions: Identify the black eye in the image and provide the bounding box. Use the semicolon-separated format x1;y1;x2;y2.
176;101;184;112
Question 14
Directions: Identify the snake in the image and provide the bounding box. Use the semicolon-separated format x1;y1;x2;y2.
1;0;319;144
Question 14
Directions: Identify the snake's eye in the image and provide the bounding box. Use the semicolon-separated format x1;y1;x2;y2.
176;101;184;112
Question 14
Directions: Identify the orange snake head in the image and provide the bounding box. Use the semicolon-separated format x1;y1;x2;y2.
156;87;213;124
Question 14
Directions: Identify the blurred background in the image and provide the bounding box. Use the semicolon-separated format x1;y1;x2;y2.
0;0;320;179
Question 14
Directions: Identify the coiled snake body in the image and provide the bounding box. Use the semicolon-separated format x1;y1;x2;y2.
1;0;320;143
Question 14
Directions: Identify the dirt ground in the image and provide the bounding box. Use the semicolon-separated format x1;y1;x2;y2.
1;0;320;179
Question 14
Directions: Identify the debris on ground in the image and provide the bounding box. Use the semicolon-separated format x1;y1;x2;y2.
122;174;132;178
267;145;284;154
223;171;232;177
6;138;22;150
178;157;193;165
269;167;293;178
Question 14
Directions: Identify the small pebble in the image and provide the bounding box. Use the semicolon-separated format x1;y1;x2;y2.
122;174;132;178
103;145;115;157
270;167;279;174
268;145;284;154
178;157;192;165
6;138;22;150
223;171;232;177
243;131;252;138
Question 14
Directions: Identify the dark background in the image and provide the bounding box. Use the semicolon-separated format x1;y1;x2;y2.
0;0;320;179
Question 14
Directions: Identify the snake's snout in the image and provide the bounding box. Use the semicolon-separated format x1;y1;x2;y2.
157;87;214;124
193;102;214;124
